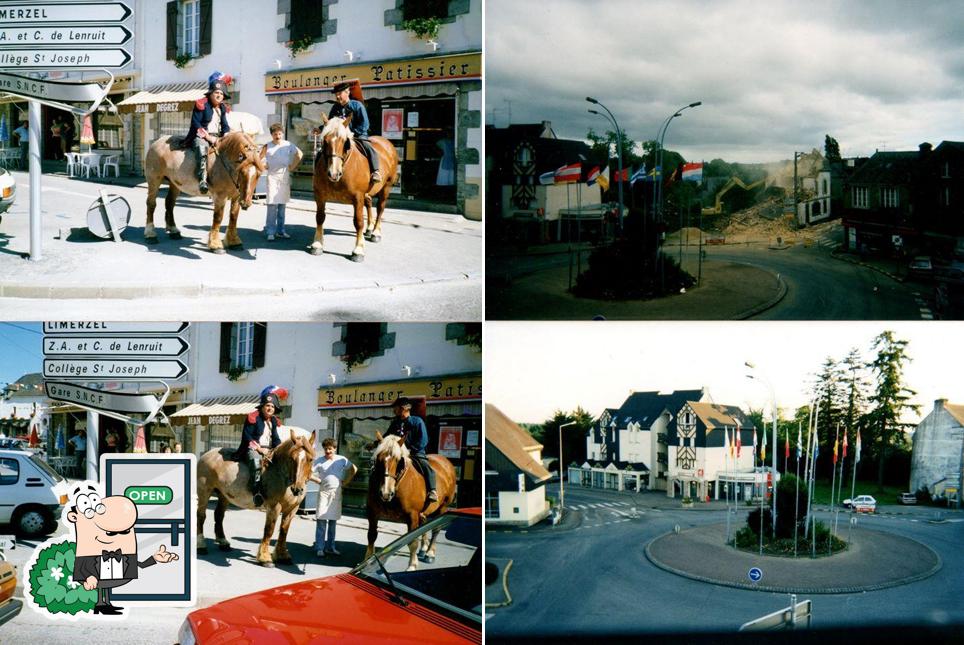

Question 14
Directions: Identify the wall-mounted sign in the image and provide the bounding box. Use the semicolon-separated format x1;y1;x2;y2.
318;373;482;409
265;51;481;95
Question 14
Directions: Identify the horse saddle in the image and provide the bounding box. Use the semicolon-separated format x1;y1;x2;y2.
168;135;191;151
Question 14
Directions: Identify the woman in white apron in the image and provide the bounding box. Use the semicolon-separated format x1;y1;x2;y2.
313;437;358;556
261;123;304;240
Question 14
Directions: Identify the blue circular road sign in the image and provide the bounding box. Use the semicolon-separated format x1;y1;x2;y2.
748;567;763;582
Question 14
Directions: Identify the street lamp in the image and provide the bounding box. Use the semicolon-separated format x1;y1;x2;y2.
586;97;624;231
558;421;578;515
745;361;777;537
653;102;701;288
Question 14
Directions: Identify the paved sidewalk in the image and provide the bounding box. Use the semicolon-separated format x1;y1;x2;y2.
645;522;941;594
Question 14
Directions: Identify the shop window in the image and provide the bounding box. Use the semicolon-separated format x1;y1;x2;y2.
289;0;326;42
207;424;237;451
95;110;124;149
219;323;267;374
445;322;481;349
167;0;211;61
333;323;395;370
156;111;190;139
0;458;19;485
484;492;499;518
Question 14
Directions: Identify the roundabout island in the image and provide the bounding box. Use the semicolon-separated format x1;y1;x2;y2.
645;521;941;594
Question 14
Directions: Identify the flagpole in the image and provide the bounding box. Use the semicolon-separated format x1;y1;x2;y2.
756;426;763;555
835;429;847;539
805;405;818;541
829;424;839;555
809;411;819;558
848;431;860;544
725;426;731;546
794;421;801;557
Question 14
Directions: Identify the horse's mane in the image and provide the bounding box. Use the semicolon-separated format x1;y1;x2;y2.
217;130;255;157
321;117;353;141
373;434;409;462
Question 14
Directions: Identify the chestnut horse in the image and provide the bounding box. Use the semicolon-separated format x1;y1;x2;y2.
196;428;316;567
365;433;456;571
144;130;266;253
310;114;399;262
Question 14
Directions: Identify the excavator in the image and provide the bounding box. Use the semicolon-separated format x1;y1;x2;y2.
701;176;767;216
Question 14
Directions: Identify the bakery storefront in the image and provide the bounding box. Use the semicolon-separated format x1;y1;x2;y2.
318;372;482;511
265;52;481;218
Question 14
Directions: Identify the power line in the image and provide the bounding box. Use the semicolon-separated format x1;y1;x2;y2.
0;322;42;335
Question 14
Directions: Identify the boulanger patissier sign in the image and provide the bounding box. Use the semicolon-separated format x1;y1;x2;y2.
318;373;482;409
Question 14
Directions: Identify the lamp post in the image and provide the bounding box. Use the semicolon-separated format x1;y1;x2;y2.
745;362;777;537
586;97;624;231
558;421;578;515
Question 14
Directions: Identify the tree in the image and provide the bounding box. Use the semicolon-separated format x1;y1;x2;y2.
586;128;643;170
539;407;594;468
824;135;842;164
840;347;870;467
809;356;845;474
864;331;920;487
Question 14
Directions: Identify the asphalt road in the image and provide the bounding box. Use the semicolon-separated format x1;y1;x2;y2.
486;486;964;638
0;170;482;320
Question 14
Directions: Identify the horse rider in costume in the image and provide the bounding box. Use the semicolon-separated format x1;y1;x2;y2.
328;79;381;184
186;72;232;194
236;388;283;506
386;397;437;502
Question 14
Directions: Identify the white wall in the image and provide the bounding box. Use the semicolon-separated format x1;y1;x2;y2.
495;487;548;526
618;428;650;466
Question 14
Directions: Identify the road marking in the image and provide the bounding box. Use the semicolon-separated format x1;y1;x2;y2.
24;185;98;199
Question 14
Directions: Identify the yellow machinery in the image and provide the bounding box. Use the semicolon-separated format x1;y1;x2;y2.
702;176;766;215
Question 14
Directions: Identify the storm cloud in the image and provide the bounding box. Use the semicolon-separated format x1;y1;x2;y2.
486;0;964;162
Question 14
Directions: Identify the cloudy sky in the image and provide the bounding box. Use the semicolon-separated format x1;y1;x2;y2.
486;0;964;163
485;321;964;426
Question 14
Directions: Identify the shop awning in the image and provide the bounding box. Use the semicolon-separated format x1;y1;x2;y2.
169;394;259;427
270;81;463;106
116;81;208;114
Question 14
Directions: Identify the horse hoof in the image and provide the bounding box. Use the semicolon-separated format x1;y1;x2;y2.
218;543;231;552
211;247;226;255
145;237;159;245
364;231;373;241
168;231;182;240
350;253;364;263
260;561;275;568
423;555;435;564
308;246;323;256
371;235;381;243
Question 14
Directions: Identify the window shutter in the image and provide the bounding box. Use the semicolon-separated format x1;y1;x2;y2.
219;323;232;373
253;323;267;369
199;0;212;56
166;1;178;60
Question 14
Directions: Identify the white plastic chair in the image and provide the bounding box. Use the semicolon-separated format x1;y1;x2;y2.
80;154;101;179
102;154;120;178
65;152;80;177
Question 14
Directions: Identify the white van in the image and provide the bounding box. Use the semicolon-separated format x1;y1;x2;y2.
0;449;71;537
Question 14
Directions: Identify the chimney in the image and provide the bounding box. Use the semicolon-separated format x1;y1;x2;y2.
919;142;932;159
935;398;947;411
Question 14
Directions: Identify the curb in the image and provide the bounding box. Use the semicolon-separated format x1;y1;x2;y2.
831;249;905;283
643;526;943;595
484;558;514;608
735;269;788;320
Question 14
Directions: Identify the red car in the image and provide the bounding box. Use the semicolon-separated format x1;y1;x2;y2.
177;508;482;644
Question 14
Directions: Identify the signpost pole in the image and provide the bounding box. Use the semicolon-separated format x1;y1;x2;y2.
28;100;42;261
87;410;99;480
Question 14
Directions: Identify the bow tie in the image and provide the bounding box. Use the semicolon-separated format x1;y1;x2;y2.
101;549;123;561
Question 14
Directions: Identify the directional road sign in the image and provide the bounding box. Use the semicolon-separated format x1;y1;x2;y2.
44;358;189;381
0;3;132;24
44;336;189;357
0;48;132;69
0;25;133;47
747;567;763;583
45;380;160;414
43;322;189;334
0;71;110;103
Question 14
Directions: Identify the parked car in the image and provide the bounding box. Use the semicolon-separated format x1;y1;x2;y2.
0;549;22;627
908;256;933;277
843;495;877;512
0;448;70;537
177;508;482;644
0;166;15;223
898;492;918;505
0;438;28;451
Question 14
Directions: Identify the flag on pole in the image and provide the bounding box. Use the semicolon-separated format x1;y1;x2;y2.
736;428;742;458
539;170;555;185
797;426;802;459
554;162;581;184
729;426;734;457
833;431;839;465
681;162;704;183
586;166;601;186
597;165;610;191
855;430;861;463
842;430;848;459
645;166;662;182
761;426;767;461
785;434;790;459
724;426;730;457
751;427;756;458
630;165;648;185
611;167;630;182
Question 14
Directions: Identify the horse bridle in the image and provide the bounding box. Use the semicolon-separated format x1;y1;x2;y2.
214;142;258;192
323;133;353;165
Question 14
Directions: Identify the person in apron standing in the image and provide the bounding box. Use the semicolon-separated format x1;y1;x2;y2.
261;123;303;241
312;437;357;557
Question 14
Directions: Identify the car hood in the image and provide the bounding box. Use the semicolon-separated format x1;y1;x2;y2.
188;573;480;645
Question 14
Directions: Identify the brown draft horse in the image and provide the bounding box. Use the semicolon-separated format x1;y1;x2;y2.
196;428;316;567
144;130;266;253
365;433;456;571
310;114;399;262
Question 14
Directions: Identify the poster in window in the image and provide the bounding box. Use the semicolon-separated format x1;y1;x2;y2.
438;426;462;458
382;108;404;140
466;430;479;446
407;111;419;128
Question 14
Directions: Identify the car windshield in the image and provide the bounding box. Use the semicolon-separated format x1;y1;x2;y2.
354;514;482;624
29;454;64;482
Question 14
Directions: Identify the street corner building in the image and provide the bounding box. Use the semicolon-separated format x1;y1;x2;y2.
578;389;774;502
484;404;552;527
910;398;964;504
108;0;482;219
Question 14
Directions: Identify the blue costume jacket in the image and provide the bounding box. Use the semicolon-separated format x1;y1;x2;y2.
235;411;282;459
329;99;370;137
186;97;232;144
387;415;429;454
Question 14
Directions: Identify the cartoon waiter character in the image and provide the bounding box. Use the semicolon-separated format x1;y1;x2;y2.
68;484;179;615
